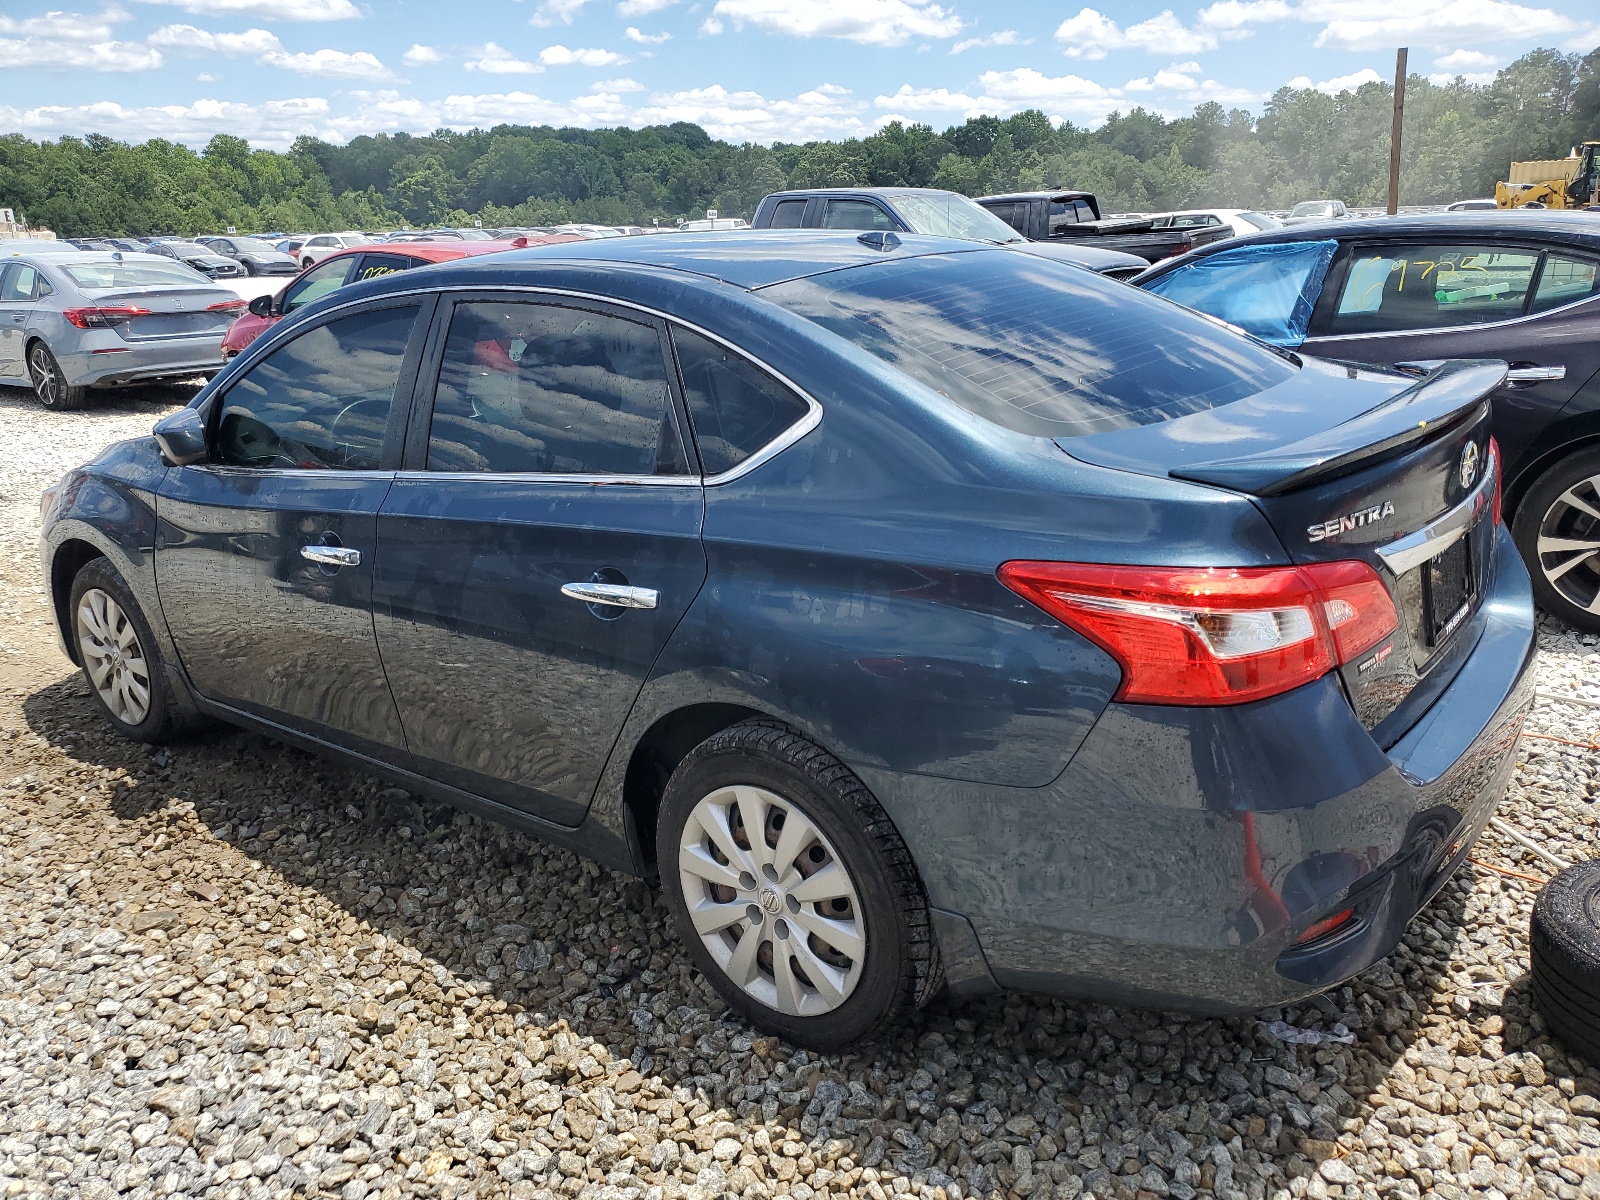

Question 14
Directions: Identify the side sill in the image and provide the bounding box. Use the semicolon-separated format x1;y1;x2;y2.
191;697;642;877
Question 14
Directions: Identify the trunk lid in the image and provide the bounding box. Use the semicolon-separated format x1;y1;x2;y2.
1061;357;1505;738
88;286;239;342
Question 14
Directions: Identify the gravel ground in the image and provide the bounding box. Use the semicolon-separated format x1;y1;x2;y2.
3;384;1600;1200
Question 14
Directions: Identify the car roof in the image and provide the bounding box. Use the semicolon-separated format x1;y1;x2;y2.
976;191;1096;203
497;229;985;289
763;187;962;201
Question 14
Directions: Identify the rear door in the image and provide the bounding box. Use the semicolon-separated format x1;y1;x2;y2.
1305;239;1594;470
156;295;430;763
350;252;415;285
372;293;707;825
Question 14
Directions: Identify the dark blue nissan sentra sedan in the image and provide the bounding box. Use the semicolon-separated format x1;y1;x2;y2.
40;231;1535;1048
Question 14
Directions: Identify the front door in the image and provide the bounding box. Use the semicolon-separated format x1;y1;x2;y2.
373;294;707;825
0;263;42;380
156;297;431;763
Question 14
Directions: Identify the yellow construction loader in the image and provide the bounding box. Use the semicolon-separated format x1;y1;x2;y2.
1496;141;1600;209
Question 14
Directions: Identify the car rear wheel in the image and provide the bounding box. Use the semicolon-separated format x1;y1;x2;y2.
302;257;315;269
658;718;940;1048
1514;447;1600;633
28;342;89;411
69;558;185;743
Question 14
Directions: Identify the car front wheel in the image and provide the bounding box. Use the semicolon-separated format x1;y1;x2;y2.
28;342;89;411
658;718;940;1048
1514;447;1600;632
241;260;256;275
69;558;185;743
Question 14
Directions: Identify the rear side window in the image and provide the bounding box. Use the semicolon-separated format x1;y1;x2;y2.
216;305;418;470
673;327;811;475
769;200;807;229
1532;253;1600;313
1326;244;1540;334
426;301;686;476
0;265;40;301
762;251;1295;439
822;200;895;231
984;202;1024;234
353;253;412;282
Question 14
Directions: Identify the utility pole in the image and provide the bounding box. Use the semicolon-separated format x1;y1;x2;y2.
1387;47;1408;215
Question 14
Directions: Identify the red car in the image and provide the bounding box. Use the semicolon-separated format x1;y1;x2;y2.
220;236;578;357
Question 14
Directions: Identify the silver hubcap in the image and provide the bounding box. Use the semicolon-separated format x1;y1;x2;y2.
1537;476;1600;614
76;588;151;726
29;346;58;405
678;785;865;1017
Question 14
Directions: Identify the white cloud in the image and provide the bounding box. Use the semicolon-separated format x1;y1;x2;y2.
538;44;628;66
464;42;542;73
402;43;441;64
1428;70;1496;84
530;0;590;26
134;0;359;19
1195;0;1578;51
0;6;162;71
150;23;393;77
1125;62;1260;104
1434;48;1498;69
197;70;217;80
699;17;724;35
617;0;676;12
707;0;965;47
0;95;336;149
1055;8;1219;59
623;26;671;43
950;30;1022;54
1286;66;1383;92
592;77;644;91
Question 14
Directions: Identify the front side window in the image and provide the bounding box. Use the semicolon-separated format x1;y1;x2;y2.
673;327;811;475
1326;244;1540;334
282;256;356;314
1532;253;1600;313
769;199;807;229
822;200;896;231
426;301;685;476
762;250;1295;440
215;305;417;470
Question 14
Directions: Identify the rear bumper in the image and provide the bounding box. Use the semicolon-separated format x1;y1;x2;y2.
863;524;1536;1011
60;339;226;387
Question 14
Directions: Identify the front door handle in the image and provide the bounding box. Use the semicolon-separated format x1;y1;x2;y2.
560;582;657;610
301;544;361;568
1506;365;1566;385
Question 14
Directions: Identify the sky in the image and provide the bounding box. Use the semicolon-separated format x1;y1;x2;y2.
1;0;1598;150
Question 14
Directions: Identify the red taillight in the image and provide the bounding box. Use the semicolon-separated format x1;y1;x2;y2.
998;559;1398;705
1293;907;1356;946
1489;436;1502;527
207;298;247;314
62;305;149;329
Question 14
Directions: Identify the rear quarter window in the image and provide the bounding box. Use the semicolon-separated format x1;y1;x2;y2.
761;250;1295;439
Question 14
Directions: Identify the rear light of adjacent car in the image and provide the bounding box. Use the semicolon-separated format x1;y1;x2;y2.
1489;436;1503;527
998;560;1399;705
207;298;248;314
63;305;149;329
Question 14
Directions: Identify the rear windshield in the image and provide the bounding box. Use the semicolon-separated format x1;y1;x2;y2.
759;250;1295;439
61;261;207;288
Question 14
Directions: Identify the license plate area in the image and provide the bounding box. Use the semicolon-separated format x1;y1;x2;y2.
1422;534;1477;650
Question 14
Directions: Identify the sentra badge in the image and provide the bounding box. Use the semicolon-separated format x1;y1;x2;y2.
1307;500;1395;543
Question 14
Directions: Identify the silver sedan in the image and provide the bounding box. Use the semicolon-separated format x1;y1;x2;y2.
0;251;243;410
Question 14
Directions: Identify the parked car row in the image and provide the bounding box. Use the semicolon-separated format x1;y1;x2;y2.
39;216;1542;1049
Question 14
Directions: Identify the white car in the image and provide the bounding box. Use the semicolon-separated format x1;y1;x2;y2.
1147;208;1284;238
295;233;370;269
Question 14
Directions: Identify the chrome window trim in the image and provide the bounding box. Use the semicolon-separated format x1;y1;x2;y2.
394;469;698;487
1375;447;1497;576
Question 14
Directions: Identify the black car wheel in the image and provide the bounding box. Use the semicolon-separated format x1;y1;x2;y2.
1531;861;1600;1067
68;558;185;743
1514;447;1600;632
241;259;257;276
658;718;940;1048
27;342;90;411
302;257;315;269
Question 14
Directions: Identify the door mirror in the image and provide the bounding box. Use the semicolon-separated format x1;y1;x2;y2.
153;406;209;467
248;293;275;318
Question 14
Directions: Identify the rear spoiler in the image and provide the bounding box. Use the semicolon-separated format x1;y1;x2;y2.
1168;359;1506;497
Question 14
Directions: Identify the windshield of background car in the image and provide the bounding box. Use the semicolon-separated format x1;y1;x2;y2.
893;194;1023;243
761;250;1296;439
233;239;280;254
61;261;208;288
1240;212;1282;230
164;242;214;256
1290;203;1334;218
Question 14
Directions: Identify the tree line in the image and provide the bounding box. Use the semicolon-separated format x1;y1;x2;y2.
2;46;1596;238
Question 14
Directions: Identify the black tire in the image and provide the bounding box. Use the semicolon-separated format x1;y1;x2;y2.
242;260;256;276
302;257;315;270
27;341;90;411
68;558;186;744
1530;860;1600;1066
657;718;941;1049
1514;447;1600;633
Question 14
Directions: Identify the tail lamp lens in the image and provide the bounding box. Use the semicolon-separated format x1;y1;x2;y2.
62;305;149;329
207;298;247;314
1488;436;1502;527
998;560;1398;705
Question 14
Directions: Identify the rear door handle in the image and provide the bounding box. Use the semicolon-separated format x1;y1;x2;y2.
301;544;361;568
560;582;658;610
1506;365;1566;384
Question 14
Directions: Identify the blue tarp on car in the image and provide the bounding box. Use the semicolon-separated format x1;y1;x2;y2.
1141;239;1339;347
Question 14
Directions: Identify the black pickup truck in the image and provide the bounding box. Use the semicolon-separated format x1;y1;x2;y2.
976;190;1232;263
